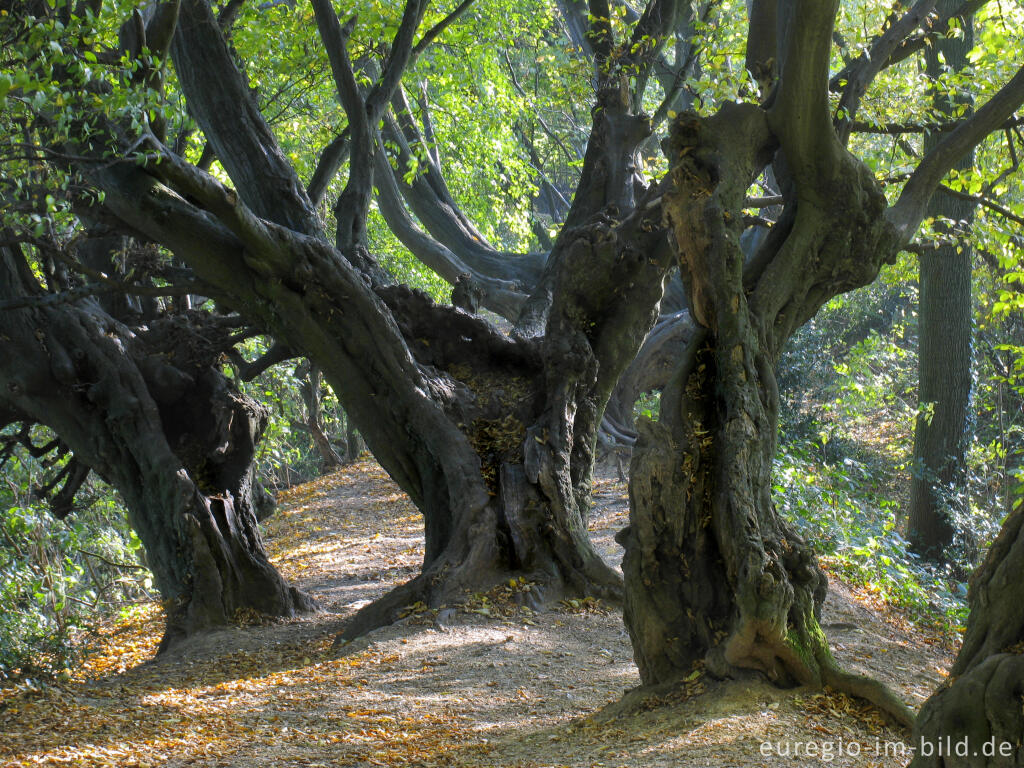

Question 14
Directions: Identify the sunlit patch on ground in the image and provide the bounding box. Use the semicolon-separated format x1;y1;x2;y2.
1;459;954;768
0;627;489;766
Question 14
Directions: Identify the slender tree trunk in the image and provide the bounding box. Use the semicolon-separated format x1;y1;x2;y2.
343;411;363;464
299;362;343;472
908;1;976;562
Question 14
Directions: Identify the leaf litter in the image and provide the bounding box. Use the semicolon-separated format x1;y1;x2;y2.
1;459;955;767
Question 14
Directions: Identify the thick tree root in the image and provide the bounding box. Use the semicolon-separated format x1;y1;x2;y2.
789;607;916;730
334;575;432;646
710;637;915;730
817;651;916;730
715;607;916;731
334;555;623;647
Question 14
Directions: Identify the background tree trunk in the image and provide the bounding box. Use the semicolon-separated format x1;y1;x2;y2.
298;362;344;472
908;1;976;563
343;410;363;464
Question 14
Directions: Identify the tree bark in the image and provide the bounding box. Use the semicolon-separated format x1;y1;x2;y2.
621;100;915;726
0;242;314;651
93;0;673;642
617;0;1024;711
600;307;695;449
911;502;1024;767
331;198;673;639
298;362;344;472
908;0;975;562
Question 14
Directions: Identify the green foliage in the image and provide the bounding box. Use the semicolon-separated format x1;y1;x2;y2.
0;430;151;679
774;441;967;632
5;0;1024;671
777;243;1022;631
777;278;961;628
633;391;660;422
0;1;179;247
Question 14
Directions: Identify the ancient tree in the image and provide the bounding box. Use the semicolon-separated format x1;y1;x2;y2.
618;0;1024;725
0;239;314;650
0;0;319;649
911;502;1024;766
368;0;705;447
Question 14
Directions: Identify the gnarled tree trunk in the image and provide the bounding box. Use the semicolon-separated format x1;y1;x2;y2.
75;0;674;643
0;242;314;651
911;502;1024;767
620;98;914;726
617;0;1024;722
332;197;672;639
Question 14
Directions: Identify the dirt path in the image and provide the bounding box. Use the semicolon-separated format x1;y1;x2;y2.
0;461;954;767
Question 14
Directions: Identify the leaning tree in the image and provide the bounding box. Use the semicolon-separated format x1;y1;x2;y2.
0;0;323;649
8;0;1024;732
617;0;1024;726
0;235;315;650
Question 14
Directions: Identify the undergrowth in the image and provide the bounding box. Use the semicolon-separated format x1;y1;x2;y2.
775;281;974;635
0;431;153;680
773;441;968;634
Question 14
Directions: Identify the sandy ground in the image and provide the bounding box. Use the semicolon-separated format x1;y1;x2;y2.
0;460;954;767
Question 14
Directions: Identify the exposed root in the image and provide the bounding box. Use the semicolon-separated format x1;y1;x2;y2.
334;575;431;646
290;586;321;614
782;592;915;729
333;555;622;647
714;608;916;731
158;585;318;655
818;650;916;731
711;639;915;730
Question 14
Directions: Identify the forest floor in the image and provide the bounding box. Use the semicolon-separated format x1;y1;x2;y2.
0;460;956;768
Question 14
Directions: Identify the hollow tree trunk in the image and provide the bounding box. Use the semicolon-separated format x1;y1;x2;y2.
0;244;313;651
622;334;828;686
911;502;1024;767
336;203;672;639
